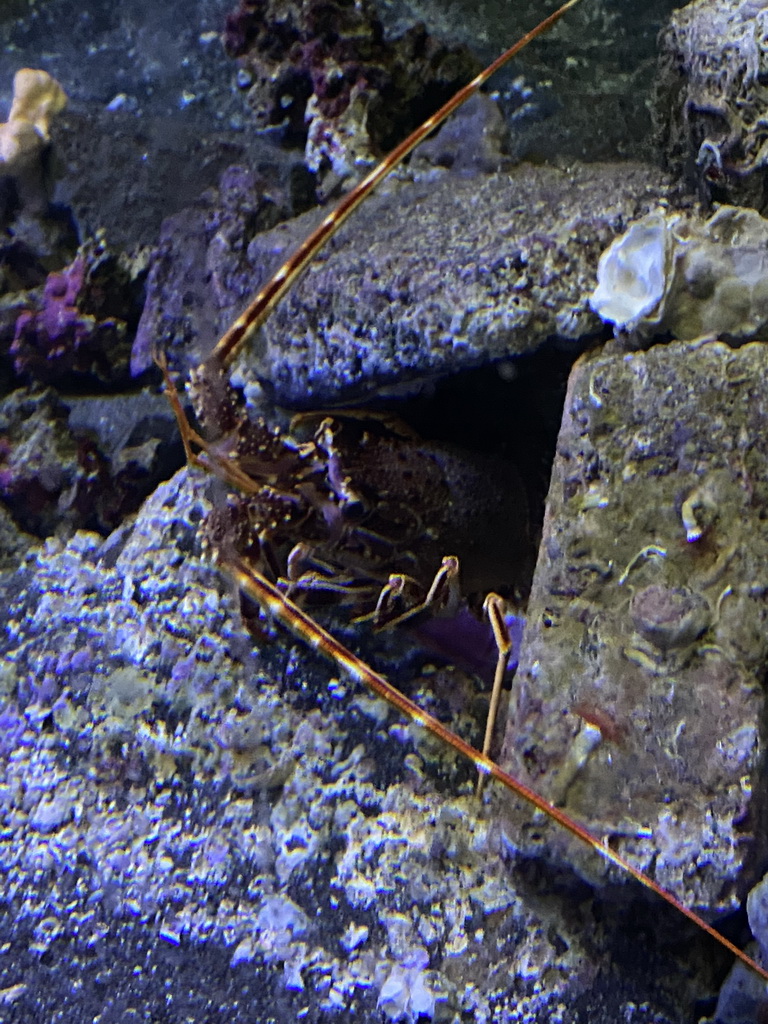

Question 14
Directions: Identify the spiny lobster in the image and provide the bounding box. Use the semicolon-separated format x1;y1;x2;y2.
158;0;768;1009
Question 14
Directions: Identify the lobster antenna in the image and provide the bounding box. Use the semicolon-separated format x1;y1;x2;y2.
209;0;584;368
225;554;768;983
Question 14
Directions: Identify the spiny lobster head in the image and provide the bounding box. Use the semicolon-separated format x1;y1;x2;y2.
186;354;533;609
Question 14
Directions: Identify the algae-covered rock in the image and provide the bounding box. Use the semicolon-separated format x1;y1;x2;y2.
655;0;768;211
501;339;768;915
232;162;679;407
0;466;712;1023
714;873;768;1022
139;160;679;407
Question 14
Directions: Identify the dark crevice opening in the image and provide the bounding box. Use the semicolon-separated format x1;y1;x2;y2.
367;338;587;594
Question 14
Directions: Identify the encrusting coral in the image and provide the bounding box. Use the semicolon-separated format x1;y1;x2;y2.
7;69;67;140
0;68;67;210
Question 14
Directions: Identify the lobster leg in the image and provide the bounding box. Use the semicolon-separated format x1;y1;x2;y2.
477;593;515;796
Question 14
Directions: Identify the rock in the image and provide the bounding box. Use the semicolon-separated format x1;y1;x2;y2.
222;0;480;186
0;500;37;573
655;0;768;211
0;467;708;1023
0;385;182;542
0;387;87;538
138;160;683;407
10;236;149;385
712;871;768;1022
500;338;768;915
237;162;682;407
130;163;292;377
591;205;768;343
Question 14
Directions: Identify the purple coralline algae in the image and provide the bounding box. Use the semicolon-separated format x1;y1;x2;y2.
11;238;148;384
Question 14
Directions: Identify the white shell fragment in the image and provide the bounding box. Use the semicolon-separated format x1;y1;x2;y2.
590;213;671;330
590;205;768;341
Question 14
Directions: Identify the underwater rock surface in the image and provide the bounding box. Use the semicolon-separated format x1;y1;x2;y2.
655;0;768;213
238;163;678;407
0;384;181;541
590;204;768;342
2;0;765;1020
502;339;768;914
137;160;679;406
0;467;706;1024
222;0;480;186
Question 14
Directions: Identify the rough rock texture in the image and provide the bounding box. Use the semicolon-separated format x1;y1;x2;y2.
223;0;480;185
501;339;768;917
0;500;37;573
0;467;716;1024
137;160;681;407
0;387;102;538
0;0;759;1019
130;163;294;376
655;0;768;212
10;237;149;384
713;870;768;1022
237;163;680;407
0;385;181;540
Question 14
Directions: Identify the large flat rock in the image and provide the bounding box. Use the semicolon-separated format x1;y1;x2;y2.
235;163;680;406
137;161;681;407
